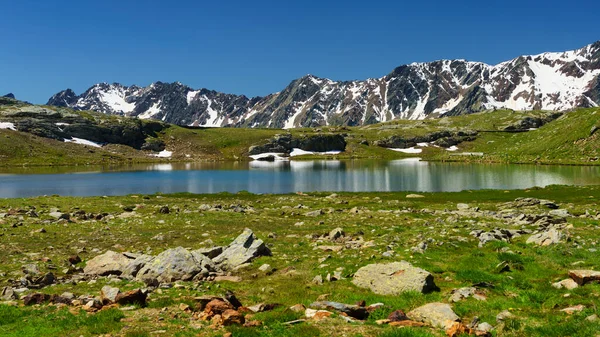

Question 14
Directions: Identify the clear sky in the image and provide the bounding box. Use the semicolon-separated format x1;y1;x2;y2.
1;0;599;104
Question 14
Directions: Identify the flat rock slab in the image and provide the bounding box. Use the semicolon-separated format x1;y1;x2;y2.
84;251;133;276
569;270;600;285
352;261;436;295
407;302;460;329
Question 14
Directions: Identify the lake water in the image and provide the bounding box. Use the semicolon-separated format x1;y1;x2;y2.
0;159;599;198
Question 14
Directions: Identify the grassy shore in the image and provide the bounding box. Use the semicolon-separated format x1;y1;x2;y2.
1;185;599;336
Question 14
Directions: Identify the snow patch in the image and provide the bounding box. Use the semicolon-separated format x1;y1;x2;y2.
64;137;102;148
289;148;342;156
0;122;16;130
446;146;459;151
389;147;422;154
153;150;173;158
249;152;288;161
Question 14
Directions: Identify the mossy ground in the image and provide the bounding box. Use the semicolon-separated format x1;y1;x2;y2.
1;185;599;336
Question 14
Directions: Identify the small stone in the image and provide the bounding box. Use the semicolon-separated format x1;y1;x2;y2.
329;228;345;241
406;194;425;198
289;304;306;313
258;264;272;273
407;302;460;329
586;314;598;322
561;304;585;314
551;278;579;290
388;310;408;322
496;310;514;323
312;275;323;285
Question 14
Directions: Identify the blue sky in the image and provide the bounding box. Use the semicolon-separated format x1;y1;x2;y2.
1;0;599;104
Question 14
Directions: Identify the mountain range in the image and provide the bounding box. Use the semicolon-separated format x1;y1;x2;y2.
47;41;600;128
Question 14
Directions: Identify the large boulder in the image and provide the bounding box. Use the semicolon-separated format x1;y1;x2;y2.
352;261;437;295
136;247;215;283
84;251;133;276
212;228;272;269
407;302;460;329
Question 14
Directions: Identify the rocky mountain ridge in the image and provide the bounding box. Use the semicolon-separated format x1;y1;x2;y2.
48;41;600;128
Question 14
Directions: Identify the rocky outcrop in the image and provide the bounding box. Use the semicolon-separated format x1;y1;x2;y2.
352;261;437;295
374;130;478;149
248;133;346;155
83;229;270;282
0;105;167;149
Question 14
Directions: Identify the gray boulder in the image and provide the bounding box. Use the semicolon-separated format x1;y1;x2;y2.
84;251;133;276
407;302;460;329
212;228;272;270
136;247;215;283
352;261;437;295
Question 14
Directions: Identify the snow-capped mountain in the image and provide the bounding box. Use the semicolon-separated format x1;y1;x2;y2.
48;41;600;128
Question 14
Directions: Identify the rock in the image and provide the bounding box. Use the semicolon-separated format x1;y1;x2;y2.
100;285;121;304
158;206;170;214
449;287;476;302
445;322;473;337
388;310;409;322
289;304;306;313
136;247;214;283
224;290;243;309
258;264;272;273
526;228;565;246
84;251;133;276
122;254;154;277
568;270;600;285
305;210;324;217
49;212;70;220
49;295;73;305
221;309;245;326
549;209;570;217
205;299;234;315
352;261;437;295
1;286;17;300
407;303;460;329
496;310;514;323
305;308;332;320
406;194;425;198
477;322;494;333
192;246;223;259
551;278;579;290
586;314;598;322
22;263;41;276
23;293;51;305
115;289;147;306
312;275;323;285
328;228;345;241
561;304;585;314
68;255;82;265
212;229;271;270
310;301;369;320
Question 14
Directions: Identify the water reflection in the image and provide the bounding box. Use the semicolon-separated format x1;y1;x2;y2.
0;160;599;198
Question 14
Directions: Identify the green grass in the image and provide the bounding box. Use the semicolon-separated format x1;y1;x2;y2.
0;185;599;336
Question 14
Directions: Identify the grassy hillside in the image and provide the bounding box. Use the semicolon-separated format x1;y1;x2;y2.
1;98;599;167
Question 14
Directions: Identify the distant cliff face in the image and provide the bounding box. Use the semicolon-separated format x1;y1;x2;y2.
48;41;600;128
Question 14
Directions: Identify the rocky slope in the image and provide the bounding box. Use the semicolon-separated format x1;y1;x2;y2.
48;41;600;128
